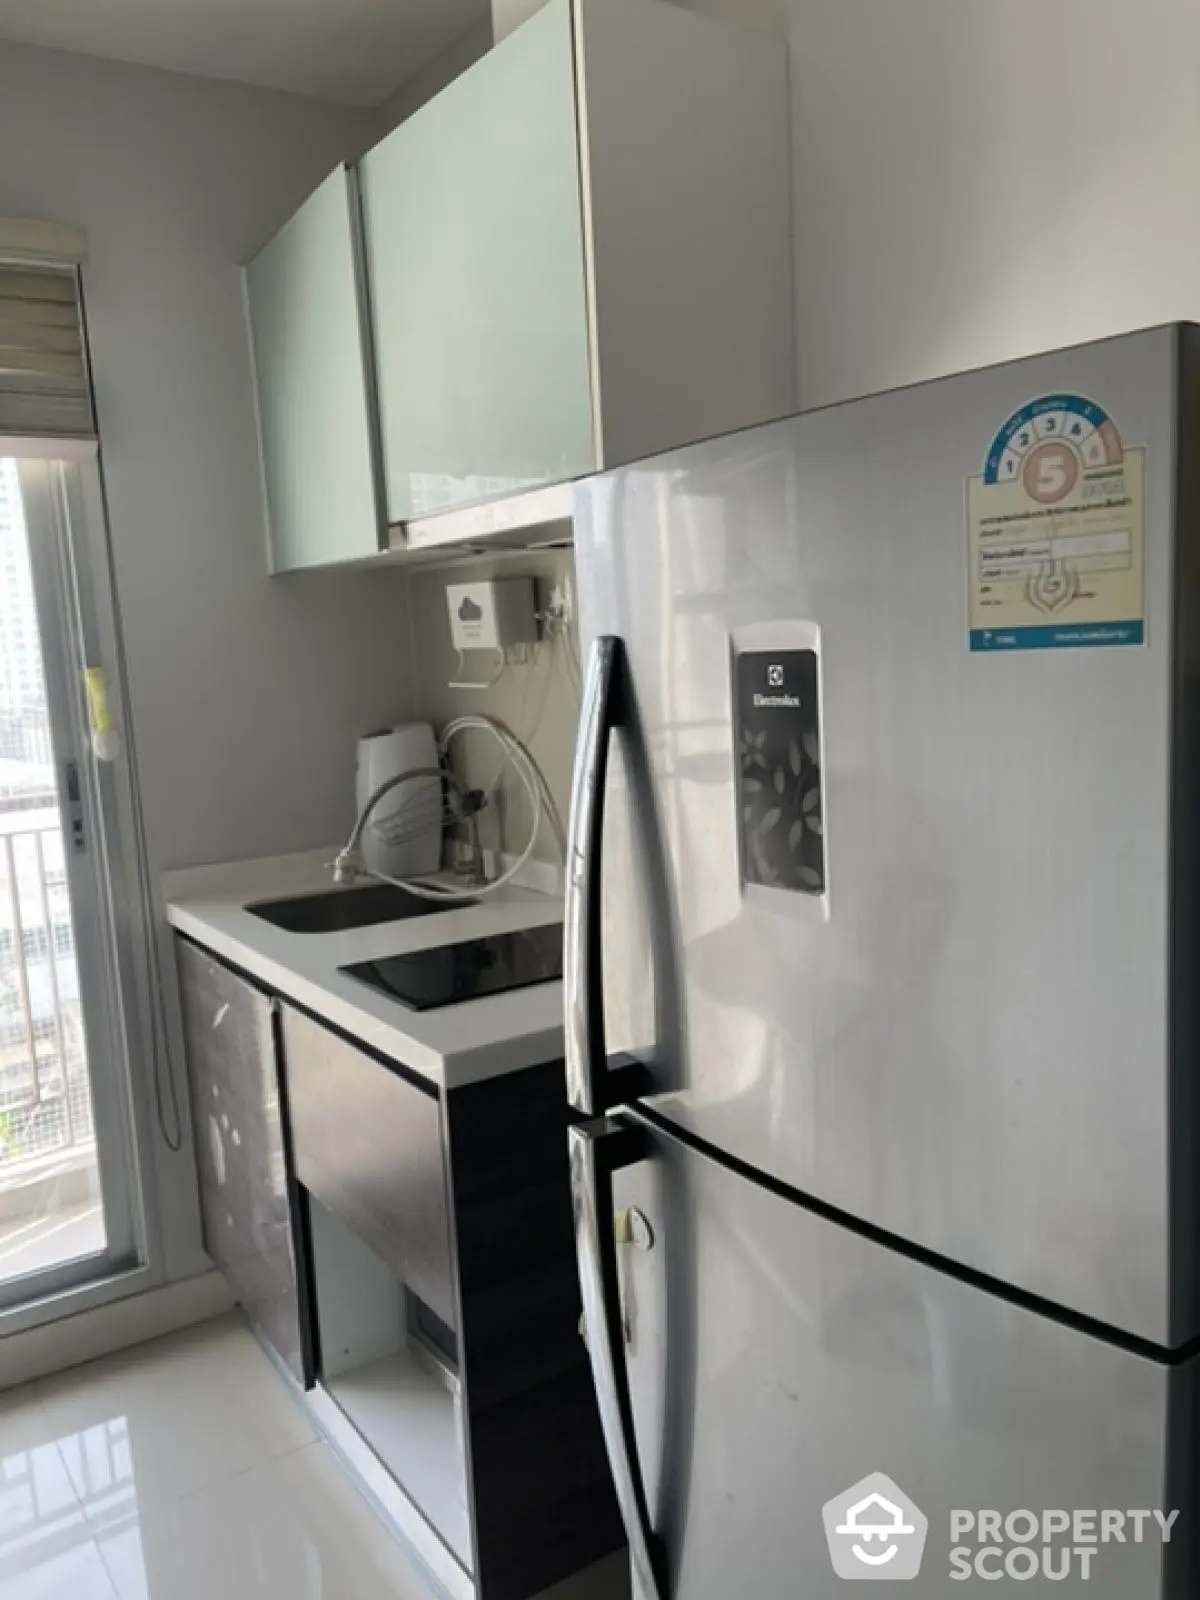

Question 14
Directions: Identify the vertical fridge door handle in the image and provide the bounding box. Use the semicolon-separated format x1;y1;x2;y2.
565;635;622;1116
571;1118;665;1600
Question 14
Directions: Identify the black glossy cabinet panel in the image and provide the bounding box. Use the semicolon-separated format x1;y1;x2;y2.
280;1003;455;1331
447;1062;625;1599
176;941;304;1381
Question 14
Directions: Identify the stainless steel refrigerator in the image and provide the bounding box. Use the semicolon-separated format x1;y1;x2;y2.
564;325;1200;1597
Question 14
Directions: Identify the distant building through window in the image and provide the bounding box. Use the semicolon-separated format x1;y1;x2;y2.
0;458;95;1251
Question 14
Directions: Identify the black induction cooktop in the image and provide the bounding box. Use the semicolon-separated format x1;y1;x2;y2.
340;923;564;1012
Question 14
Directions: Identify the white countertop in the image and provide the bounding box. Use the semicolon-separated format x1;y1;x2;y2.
164;850;566;1092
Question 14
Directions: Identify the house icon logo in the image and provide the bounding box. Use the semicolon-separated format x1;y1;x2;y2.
822;1473;928;1580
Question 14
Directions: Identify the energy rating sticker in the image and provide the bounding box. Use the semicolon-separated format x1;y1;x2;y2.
966;393;1145;652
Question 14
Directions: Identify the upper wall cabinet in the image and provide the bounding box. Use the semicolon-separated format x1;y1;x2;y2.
360;0;795;528
245;167;383;572
360;1;591;524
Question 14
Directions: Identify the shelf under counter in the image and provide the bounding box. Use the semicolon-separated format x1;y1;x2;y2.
328;1349;470;1566
308;1185;472;1572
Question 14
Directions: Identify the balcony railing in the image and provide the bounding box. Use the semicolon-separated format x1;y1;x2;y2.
0;800;95;1186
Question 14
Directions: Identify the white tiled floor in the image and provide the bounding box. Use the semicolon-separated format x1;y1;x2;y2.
0;1314;440;1598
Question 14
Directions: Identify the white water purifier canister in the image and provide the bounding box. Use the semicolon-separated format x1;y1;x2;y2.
355;722;443;879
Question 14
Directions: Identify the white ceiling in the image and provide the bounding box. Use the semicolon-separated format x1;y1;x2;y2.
0;0;490;107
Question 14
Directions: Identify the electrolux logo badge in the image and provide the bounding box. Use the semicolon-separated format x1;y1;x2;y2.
823;1474;928;1581
754;664;800;709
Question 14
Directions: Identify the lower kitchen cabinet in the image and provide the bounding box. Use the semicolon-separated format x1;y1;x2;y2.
175;940;305;1383
281;1004;454;1329
175;940;622;1600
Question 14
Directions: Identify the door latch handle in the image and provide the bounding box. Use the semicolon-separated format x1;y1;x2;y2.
64;760;86;853
614;1207;655;1250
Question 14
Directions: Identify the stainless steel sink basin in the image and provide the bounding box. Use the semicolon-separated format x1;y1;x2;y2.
246;883;471;934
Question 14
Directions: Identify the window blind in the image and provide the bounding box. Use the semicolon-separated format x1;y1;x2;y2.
0;264;94;439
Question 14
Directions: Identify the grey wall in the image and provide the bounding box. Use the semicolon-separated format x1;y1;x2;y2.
408;552;580;873
375;16;493;135
667;0;1200;409
0;40;416;1282
491;0;548;40
0;41;415;878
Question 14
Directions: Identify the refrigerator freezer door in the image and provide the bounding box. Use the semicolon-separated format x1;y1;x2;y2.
572;326;1184;1345
601;1116;1184;1599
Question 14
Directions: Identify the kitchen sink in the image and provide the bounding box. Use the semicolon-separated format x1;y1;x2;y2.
246;883;472;934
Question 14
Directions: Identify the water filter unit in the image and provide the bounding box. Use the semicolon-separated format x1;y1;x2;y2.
355;722;443;878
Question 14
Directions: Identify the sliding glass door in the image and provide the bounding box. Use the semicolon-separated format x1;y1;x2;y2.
0;455;143;1307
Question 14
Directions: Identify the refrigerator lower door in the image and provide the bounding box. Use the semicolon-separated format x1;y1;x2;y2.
578;1115;1191;1599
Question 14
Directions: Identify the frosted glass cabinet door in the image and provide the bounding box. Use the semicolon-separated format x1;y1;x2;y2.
360;0;595;523
246;167;382;571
